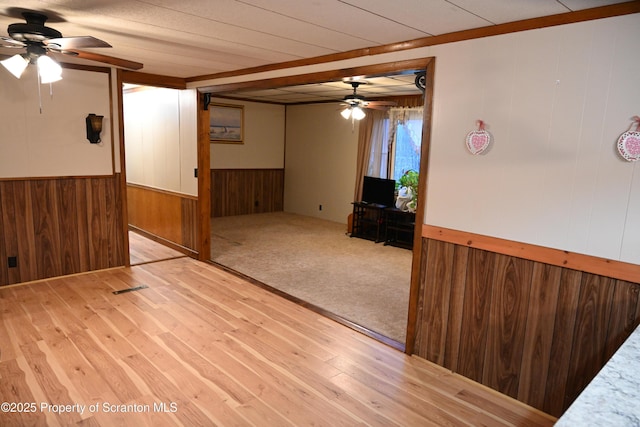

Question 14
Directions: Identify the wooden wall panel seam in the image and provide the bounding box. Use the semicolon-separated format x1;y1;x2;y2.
517;263;562;408
443;245;469;372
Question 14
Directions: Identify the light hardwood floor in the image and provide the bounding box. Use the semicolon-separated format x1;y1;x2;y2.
129;230;186;266
0;257;556;426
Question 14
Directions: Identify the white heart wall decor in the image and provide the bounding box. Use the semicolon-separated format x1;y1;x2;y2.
466;120;491;155
617;117;640;162
618;133;640;162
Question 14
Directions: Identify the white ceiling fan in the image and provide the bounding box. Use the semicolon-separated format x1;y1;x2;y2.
1;8;142;82
339;81;396;121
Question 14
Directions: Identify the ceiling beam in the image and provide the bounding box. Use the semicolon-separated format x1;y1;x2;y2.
197;58;431;94
187;1;640;84
120;71;187;89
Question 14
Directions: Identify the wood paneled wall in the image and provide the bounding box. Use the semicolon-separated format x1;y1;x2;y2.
413;237;640;417
211;169;284;217
126;184;198;254
0;176;126;286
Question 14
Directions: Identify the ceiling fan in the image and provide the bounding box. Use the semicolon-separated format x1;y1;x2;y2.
339;81;396;121
0;9;142;81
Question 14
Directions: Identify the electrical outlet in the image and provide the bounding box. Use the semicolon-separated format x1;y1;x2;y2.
8;256;17;268
319;204;323;211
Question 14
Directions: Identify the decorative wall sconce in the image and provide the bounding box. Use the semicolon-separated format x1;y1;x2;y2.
86;114;104;144
203;92;212;110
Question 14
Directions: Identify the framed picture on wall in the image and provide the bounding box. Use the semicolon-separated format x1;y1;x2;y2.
209;104;244;143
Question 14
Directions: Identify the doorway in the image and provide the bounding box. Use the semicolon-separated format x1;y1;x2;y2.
202;58;434;349
120;82;199;267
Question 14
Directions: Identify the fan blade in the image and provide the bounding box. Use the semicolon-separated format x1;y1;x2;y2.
365;104;392;111
1;36;26;48
367;100;397;106
64;49;143;70
45;36;111;49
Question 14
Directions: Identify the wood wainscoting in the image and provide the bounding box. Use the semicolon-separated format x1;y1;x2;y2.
412;225;640;417
126;184;198;255
0;175;126;286
211;169;284;217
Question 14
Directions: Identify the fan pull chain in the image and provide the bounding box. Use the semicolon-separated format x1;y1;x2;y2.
34;73;56;114
37;74;42;114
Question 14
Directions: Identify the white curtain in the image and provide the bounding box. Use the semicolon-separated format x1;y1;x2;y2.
366;111;389;178
386;107;423;176
354;109;387;201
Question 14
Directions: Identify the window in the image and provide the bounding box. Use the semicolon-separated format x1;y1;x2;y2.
367;107;423;181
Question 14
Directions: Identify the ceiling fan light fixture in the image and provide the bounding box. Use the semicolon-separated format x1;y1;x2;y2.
351;106;366;120
340;108;352;119
37;55;62;83
1;54;29;78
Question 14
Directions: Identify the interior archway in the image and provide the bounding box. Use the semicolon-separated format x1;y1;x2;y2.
198;58;434;351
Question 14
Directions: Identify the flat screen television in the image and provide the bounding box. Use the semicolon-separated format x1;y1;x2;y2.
361;176;396;207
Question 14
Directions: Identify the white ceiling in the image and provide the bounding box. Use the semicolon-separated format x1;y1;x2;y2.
0;0;632;102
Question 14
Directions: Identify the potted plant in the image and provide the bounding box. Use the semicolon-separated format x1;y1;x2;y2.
396;170;419;212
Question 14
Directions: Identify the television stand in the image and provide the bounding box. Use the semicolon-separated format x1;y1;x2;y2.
350;202;386;243
350;202;416;249
383;208;415;249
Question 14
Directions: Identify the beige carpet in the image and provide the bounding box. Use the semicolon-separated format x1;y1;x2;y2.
210;212;412;343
